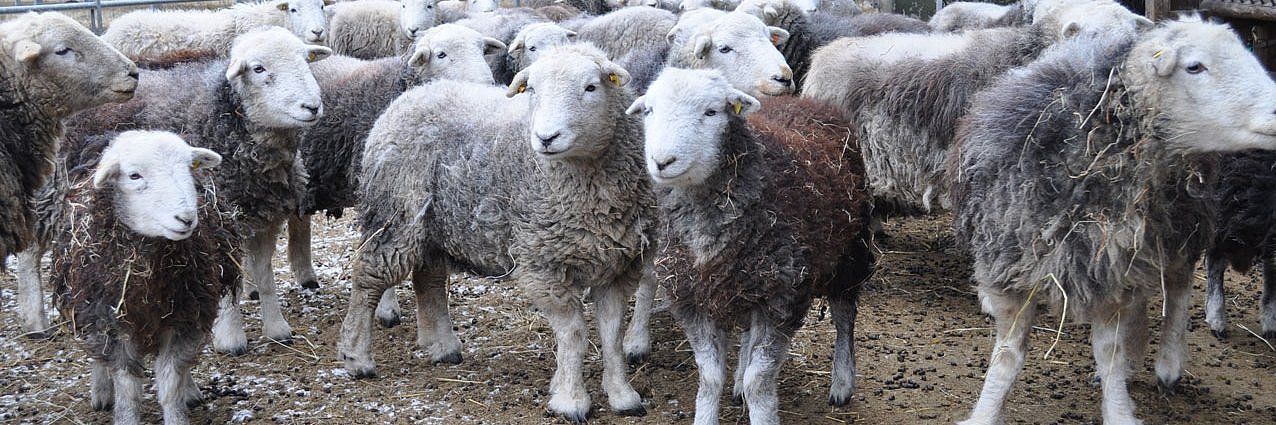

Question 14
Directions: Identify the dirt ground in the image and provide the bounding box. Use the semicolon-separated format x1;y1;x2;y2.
2;213;1275;424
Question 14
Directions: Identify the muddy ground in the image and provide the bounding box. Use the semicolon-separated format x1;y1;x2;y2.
2;214;1275;424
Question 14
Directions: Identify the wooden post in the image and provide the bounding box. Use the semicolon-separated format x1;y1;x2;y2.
1146;0;1171;20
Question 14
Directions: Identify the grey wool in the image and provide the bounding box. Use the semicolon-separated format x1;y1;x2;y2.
456;8;549;84
574;7;676;91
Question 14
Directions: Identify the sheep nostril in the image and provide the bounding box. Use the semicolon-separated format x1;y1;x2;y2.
655;157;677;171
128;70;140;79
302;104;320;115
772;75;792;86
538;132;560;147
175;215;193;227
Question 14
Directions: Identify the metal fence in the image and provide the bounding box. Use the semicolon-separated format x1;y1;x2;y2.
0;0;237;33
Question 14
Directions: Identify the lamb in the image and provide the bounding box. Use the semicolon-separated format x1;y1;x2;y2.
101;0;330;60
929;0;1033;32
326;0;439;60
23;27;330;356
1203;151;1276;339
801;0;1149;215
627;67;873;424
951;17;1276;424
287;23;505;327
50;130;238;425
338;43;654;422
2;12;139;336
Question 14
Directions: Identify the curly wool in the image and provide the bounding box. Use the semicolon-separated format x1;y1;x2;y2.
660;97;874;327
951;37;1215;317
51;134;240;358
0;64;61;259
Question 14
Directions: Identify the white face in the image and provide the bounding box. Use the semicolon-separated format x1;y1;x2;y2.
409;24;504;83
685;12;793;97
1134;21;1276;152
508;47;630;161
226;28;331;129
509;23;575;66
2;12;138;112
92;131;223;241
627;68;759;186
1047;2;1152;42
280;0;331;44
399;0;438;39
468;0;498;12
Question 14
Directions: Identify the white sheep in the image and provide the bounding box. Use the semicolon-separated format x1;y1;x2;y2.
665;10;794;96
507;22;577;74
51;130;234;425
326;0;439;59
1;11;138;337
101;0;331;60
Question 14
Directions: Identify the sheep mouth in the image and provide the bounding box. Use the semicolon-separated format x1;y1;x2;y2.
163;227;195;241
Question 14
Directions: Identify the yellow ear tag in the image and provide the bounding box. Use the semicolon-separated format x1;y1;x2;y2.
608;73;620;87
1152;49;1163;58
191;160;201;170
732;101;743;115
771;33;781;45
518;84;526;93
307;52;317;62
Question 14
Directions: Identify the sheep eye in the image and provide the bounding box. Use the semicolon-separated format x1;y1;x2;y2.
437;51;447;59
718;46;732;54
585;84;597;92
54;47;72;56
252;65;267;74
528;46;537;52
1185;63;1207;74
289;7;297;12
705;109;717;117
129;173;142;180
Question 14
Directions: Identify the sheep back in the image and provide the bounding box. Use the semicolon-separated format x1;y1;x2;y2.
328;0;412;59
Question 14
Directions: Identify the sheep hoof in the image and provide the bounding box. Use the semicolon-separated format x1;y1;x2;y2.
615;405;647;417
730;393;743;406
1211;328;1229;339
267;335;294;346
185;394;205;408
300;279;320;290
247;290;260;301
829;393;852;407
377;314;401;328
1156;377;1180;394
219;345;248;357
625;351;648;365
1263;330;1276;340
349;367;378;379
434;352;464;365
91;399;113;411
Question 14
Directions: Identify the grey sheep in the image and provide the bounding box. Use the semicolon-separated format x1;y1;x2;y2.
951;18;1276;424
326;0;440;59
337;43;654;422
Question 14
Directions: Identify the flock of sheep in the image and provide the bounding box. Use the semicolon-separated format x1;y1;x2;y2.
2;0;1275;422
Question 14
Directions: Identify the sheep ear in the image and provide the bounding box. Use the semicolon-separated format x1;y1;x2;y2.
1059;21;1080;39
92;152;120;189
1150;46;1178;77
625;96;646;115
666;26;681;43
763;5;779;19
276;1;289;11
508;34;526;54
483;37;507;56
507;69;530;97
565;30;578;39
225;58;246;81
14;40;41;64
190;148;223;170
692;34;713;60
767;26;790;46
726;89;760;116
306;46;333;63
409;46;432;67
601;61;631;87
1135;16;1154;32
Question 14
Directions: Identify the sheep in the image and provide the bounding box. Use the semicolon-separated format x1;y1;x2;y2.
950;17;1276;424
29;27;330;356
627;67;874;424
2;12;139;337
454;8;550;84
801;0;1150;216
664;10;795;97
326;0;438;60
507;23;577;76
573;7;677;90
1203;151;1276;339
337;43;655;422
288;23;505;327
101;0;331;61
50;130;238;425
929;0;1032;32
438;0;500;13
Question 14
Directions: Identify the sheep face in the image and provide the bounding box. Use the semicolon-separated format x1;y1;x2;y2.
685;12;793;97
468;0;499;13
278;0;331;45
1126;20;1276;152
91;131;223;241
1;12;138;112
509;23;576;67
627;68;760;186
507;46;631;161
409;24;504;84
399;0;438;39
225;28;331;129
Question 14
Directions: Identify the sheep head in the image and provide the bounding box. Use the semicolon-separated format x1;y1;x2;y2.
92;131;222;241
225;27;330;129
399;0;439;39
408;24;503;84
276;0;330;45
0;12;138;114
507;44;631;161
508;23;576;69
674;11;793;97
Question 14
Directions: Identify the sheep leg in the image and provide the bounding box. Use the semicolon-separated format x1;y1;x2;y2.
411;263;462;364
1092;300;1146;425
1204;253;1230;339
111;367;142;425
592;282;646;416
960;290;1036;425
742;313;795;425
623;260;656;365
90;359;114;411
212;291;248;355
676;309;728;425
247;225;294;344
829;290;860;407
14;247;51;338
287;215;320;290
375;285;403;328
337;232;420;378
542;300;593;423
1261;250;1276;338
731;328;754;406
155;329;199;425
1155;270;1192;391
